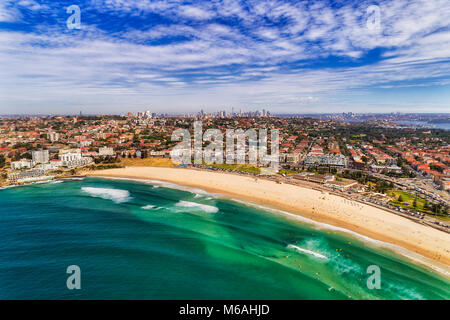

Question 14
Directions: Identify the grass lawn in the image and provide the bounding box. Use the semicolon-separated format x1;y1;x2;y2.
278;168;298;175
208;163;260;174
387;190;432;214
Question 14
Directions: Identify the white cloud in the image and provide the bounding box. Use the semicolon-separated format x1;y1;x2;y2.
17;0;49;11
177;5;214;20
0;1;21;22
0;0;449;113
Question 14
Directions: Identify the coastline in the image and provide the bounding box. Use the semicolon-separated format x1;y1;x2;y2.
83;166;450;274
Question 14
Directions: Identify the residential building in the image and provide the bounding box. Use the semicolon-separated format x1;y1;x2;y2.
32;150;49;164
99;147;115;156
11;158;33;170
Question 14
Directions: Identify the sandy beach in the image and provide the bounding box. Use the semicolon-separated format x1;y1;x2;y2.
84;167;450;272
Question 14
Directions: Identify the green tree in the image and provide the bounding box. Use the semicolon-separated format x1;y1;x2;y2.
22;152;32;160
398;195;404;203
0;154;5;168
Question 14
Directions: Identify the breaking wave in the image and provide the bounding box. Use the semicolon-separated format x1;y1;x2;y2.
175;200;219;213
287;244;328;259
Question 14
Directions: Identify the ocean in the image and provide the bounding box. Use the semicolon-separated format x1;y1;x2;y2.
395;120;450;130
0;177;448;299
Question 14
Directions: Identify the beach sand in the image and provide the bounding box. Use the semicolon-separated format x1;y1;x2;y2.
84;167;450;272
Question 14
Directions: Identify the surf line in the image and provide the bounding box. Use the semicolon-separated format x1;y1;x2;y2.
287;244;328;259
179;304;214;318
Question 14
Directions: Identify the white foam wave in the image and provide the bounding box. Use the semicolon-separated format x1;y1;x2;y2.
385;282;425;300
82;187;131;203
231;199;450;277
175;200;219;213
287;244;328;259
0;185;17;190
61;177;85;181
142;205;163;210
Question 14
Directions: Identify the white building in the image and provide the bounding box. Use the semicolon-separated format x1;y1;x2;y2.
304;154;347;167
47;132;60;142
99;147;115;156
58;151;93;168
11;159;33;170
32;150;49;164
59;152;82;163
38;163;60;171
8;169;48;183
79;140;92;148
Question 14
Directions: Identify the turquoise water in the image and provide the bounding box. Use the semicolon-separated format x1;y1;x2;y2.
0;177;448;299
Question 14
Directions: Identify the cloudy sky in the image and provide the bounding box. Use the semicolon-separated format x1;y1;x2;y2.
0;0;449;114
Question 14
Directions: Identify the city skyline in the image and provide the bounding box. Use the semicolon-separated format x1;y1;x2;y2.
1;0;450;114
1;110;450;117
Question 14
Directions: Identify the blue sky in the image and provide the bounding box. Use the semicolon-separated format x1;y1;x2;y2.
0;0;449;114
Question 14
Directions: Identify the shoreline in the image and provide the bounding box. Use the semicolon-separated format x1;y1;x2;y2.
83;167;450;275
